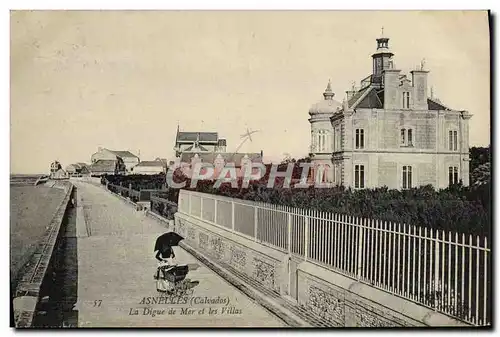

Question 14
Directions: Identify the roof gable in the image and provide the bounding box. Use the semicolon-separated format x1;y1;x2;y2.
356;89;383;109
348;86;371;108
184;144;209;152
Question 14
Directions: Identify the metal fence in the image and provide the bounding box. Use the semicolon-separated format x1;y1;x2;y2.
107;183;162;201
177;189;491;326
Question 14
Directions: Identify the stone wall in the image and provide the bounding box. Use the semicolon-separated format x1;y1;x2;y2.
176;210;471;327
297;261;469;327
175;212;288;295
13;182;75;328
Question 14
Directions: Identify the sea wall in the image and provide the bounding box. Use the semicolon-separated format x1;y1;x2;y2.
13;181;74;328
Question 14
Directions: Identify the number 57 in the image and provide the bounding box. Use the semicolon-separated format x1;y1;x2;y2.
93;300;102;307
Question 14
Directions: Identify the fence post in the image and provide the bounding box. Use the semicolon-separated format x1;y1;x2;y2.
129;183;132;195
288;211;292;255
231;201;235;231
200;195;204;220
434;230;440;311
214;198;218;224
189;191;192;215
357;217;364;280
254;206;258;242
304;211;309;261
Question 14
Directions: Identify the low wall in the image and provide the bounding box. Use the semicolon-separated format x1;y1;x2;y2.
175;212;289;296
176;211;470;328
13;181;75;328
97;183;471;328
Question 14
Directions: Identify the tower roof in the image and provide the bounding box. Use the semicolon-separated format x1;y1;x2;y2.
372;29;393;57
309;80;342;115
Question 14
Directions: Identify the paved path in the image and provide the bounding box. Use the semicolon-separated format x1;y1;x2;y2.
72;182;285;327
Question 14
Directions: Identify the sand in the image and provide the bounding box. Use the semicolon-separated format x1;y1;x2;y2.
10;185;67;284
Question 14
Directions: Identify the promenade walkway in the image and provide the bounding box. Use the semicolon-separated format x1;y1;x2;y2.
72;182;285;327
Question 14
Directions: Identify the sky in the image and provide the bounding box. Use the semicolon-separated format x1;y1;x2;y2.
10;10;490;174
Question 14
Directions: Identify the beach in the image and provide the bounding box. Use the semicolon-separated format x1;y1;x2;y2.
10;184;67;285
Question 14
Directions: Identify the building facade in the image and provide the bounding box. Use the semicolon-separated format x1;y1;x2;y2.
173;126;262;170
132;158;167;175
65;163;90;177
309;35;472;190
91;147;140;174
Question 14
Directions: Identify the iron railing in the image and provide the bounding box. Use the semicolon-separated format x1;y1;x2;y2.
177;189;491;326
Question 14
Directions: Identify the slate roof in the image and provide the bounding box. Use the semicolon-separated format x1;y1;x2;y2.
135;161;166;167
108;150;139;158
355;88;383;109
177;132;218;143
427;98;451;110
89;160;117;173
348;86;371;108
346;84;453;111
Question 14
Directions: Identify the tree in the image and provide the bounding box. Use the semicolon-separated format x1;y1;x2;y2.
471;162;491;186
470;146;490;174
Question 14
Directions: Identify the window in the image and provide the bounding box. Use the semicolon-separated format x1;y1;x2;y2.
402;166;412;189
449;130;458;151
401;128;414;147
449;166;459;185
316;130;330;153
355;129;365;149
355;165;365;189
403;92;411;109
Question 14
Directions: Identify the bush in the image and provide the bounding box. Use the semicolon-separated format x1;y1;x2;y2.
102;164;491;237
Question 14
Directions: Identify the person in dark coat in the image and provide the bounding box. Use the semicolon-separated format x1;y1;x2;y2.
154;245;176;293
155;245;175;262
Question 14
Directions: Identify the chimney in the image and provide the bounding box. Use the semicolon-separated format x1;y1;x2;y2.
383;69;401;109
98;146;103;152
345;90;356;101
260;150;263;158
345;81;357;100
411;69;429;110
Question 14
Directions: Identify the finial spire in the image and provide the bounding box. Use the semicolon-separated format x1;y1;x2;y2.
323;79;334;100
431;86;434;99
381;26;384;37
326;79;332;92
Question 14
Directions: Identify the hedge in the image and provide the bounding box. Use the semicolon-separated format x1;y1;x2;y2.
102;166;491;237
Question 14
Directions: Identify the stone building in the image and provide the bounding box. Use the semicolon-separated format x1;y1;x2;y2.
132;158;167;175
174;125;262;170
90;147;140;174
309;34;472;189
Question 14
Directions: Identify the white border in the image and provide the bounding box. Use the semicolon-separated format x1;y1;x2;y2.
3;2;498;336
